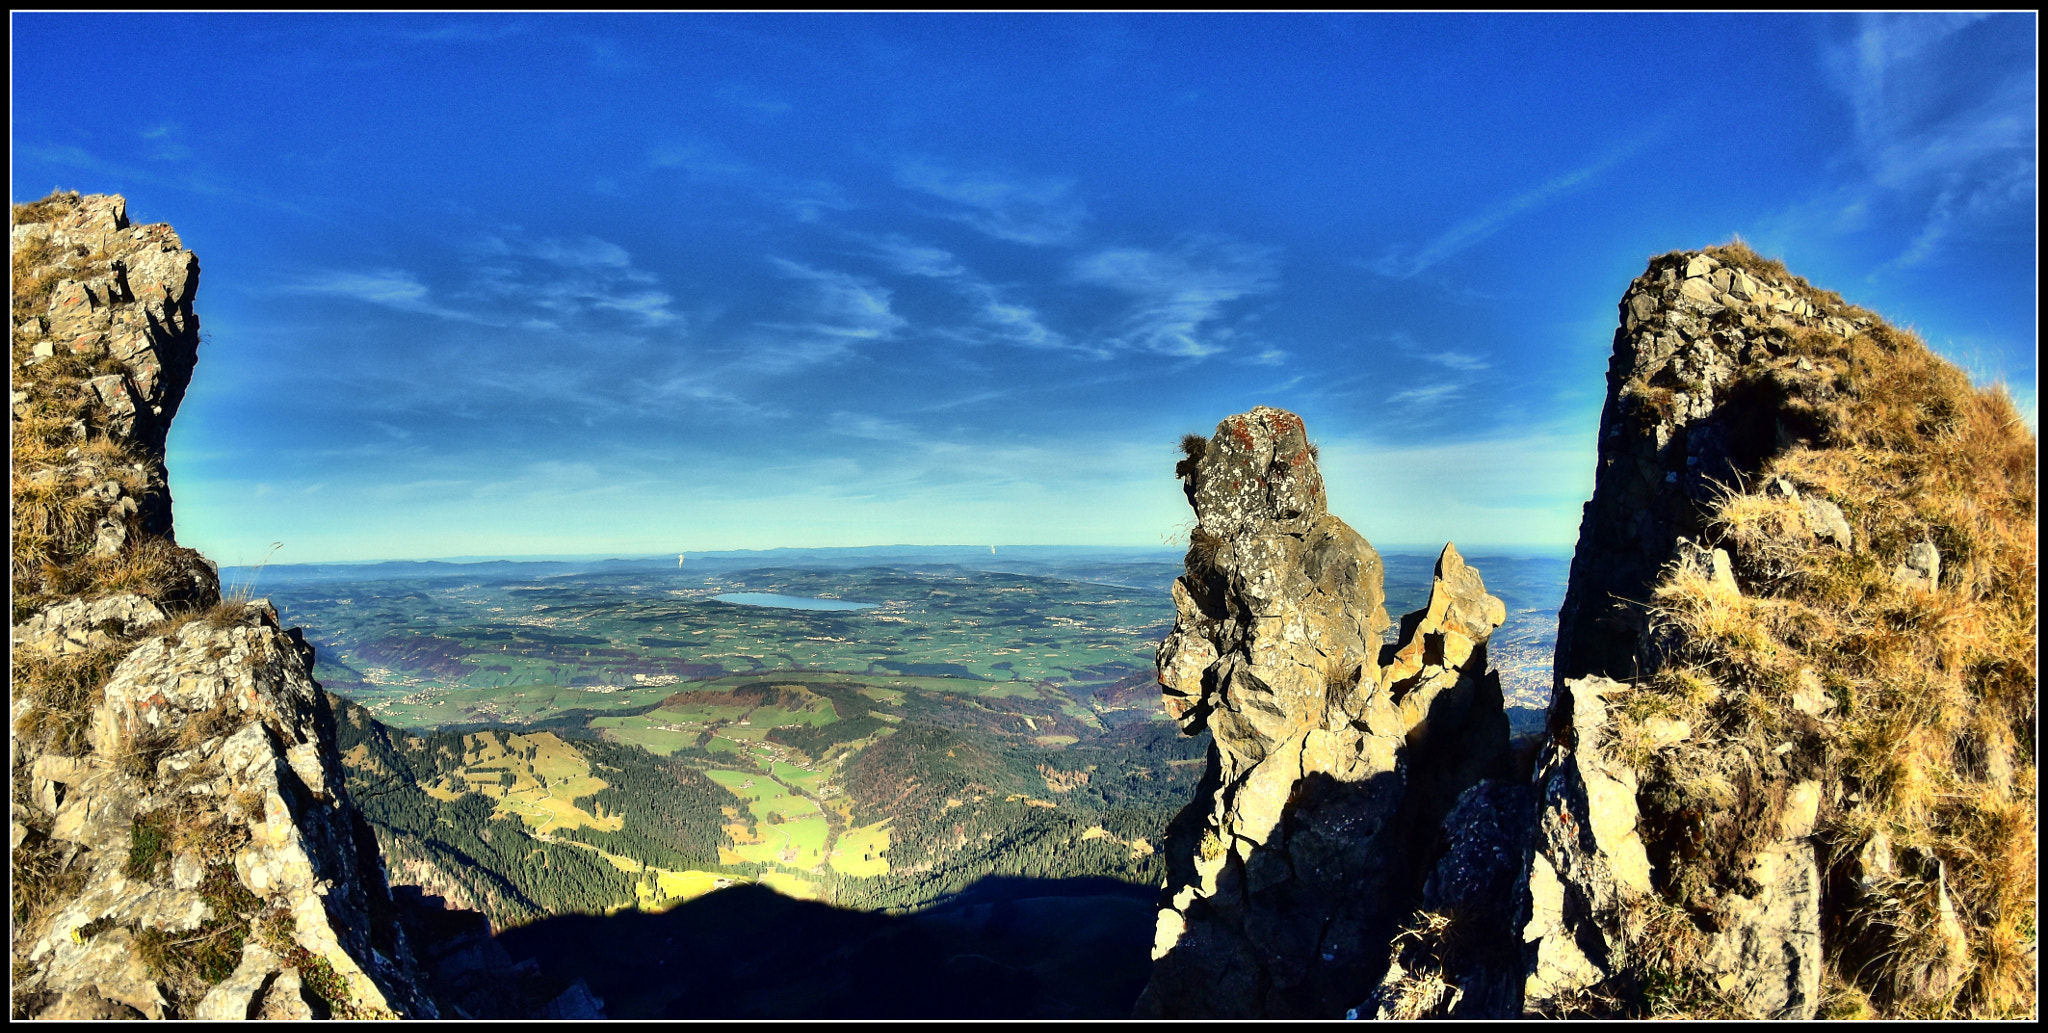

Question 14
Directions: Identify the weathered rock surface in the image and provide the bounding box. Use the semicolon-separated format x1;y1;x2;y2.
1139;246;1997;1020
1520;247;1910;1018
9;194;437;1019
11;193;201;556
1518;675;1651;1012
1361;777;1535;1019
1135;407;1513;1018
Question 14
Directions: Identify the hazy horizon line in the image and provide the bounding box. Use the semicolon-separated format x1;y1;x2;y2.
215;540;1578;570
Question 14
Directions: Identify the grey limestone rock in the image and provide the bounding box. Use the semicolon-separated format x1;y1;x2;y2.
1893;539;1941;590
1137;407;1513;1019
1527;246;1885;1019
10;194;438;1019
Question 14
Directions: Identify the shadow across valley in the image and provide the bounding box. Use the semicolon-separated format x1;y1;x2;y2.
493;875;1159;1019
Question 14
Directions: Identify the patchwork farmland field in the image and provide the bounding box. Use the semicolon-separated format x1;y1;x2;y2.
309;549;1567;936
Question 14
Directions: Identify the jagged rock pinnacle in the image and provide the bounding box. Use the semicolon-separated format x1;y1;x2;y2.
1138;406;1512;1018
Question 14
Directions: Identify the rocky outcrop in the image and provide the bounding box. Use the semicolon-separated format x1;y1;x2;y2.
1524;244;2034;1019
1143;245;2032;1021
1553;247;1871;699
1521;248;1896;1018
10;194;438;1019
1135;407;1514;1018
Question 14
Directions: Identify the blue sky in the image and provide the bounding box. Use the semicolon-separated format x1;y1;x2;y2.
12;13;2036;565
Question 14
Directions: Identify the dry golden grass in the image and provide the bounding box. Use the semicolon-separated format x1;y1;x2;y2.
1632;303;2036;1017
11;471;99;545
1372;910;1464;1019
11;643;129;755
7;824;89;951
10;191;78;227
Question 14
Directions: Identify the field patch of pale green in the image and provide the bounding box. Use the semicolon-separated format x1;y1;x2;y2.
362;682;671;731
744;701;836;728
285;564;1181;731
771;761;825;793
831;820;891;877
760;815;831;869
704;768;833;869
588;715;700;755
648;698;753;724
446;731;620;836
758;870;821;900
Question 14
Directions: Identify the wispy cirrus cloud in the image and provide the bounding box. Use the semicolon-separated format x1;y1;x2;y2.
730;260;907;374
1382;330;1492;372
139;122;193;162
394;19;533;44
286;269;489;323
291;232;679;330
467;232;679;328
1369;142;1641;280
868;235;1071;352
1387;383;1462;407
764;259;907;341
895;160;1089;245
715;83;793;117
1820;13;2035;271
827;411;917;441
648;135;851;221
1070;237;1277;358
870;236;968;279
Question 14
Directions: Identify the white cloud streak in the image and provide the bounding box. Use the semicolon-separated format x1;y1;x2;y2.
1821;13;2035;271
286;270;487;323
1370;143;1639;279
895;160;1089;245
1070;238;1278;358
869;235;1072;352
765;259;907;341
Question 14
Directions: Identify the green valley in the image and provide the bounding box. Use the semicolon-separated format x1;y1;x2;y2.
300;552;1566;938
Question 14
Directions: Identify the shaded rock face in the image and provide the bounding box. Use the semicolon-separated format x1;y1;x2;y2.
10;194;438;1019
1136;407;1513;1018
387;887;606;1020
1361;777;1535;1019
1520;249;1889;1018
1553;249;1868;694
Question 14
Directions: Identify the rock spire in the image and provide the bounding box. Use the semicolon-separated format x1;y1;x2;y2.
1136;406;1514;1018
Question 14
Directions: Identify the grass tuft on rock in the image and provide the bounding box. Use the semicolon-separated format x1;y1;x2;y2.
1625;265;2036;1018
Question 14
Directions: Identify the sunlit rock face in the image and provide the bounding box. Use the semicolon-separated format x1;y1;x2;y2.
1137;406;1513;1018
10;194;440;1019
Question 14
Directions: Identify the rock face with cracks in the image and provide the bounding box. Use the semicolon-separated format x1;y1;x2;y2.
1136;406;1514;1018
1522;247;1881;1019
10;194;447;1020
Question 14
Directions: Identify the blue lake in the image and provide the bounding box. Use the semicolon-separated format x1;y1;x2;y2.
711;592;877;611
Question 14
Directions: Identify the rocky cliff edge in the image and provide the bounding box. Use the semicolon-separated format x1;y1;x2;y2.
1136;406;1516;1017
10;193;438;1019
1142;242;2034;1020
